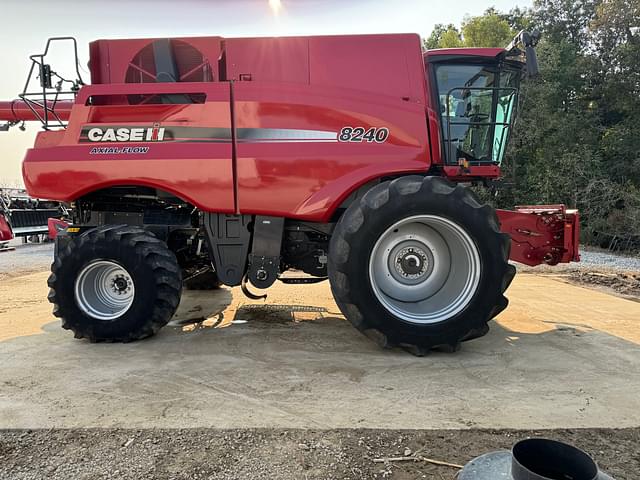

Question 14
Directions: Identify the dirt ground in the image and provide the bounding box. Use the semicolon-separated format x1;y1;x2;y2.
1;244;639;478
1;428;638;480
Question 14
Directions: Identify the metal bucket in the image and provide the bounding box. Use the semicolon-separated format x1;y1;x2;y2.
459;438;614;480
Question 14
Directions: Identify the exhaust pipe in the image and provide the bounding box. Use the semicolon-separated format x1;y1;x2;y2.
459;438;614;480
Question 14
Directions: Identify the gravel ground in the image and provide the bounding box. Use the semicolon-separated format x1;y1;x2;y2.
516;247;640;298
578;247;640;271
1;428;637;480
0;242;53;280
515;246;640;274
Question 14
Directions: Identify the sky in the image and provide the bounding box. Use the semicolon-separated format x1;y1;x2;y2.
0;0;532;186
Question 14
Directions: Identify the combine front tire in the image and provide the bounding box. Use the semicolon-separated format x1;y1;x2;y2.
48;225;182;342
328;176;515;354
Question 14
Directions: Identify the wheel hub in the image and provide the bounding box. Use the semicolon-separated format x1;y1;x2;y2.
111;275;132;295
394;246;429;279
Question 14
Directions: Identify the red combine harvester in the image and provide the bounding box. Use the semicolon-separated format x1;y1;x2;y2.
0;33;579;352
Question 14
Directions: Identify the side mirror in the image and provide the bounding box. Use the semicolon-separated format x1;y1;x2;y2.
525;45;539;77
506;30;541;78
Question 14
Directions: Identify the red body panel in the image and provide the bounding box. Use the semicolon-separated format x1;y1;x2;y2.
424;47;506;59
24;82;235;212
89;36;223;84
233;82;429;220
0;214;13;242
48;217;69;240
228;34;429;220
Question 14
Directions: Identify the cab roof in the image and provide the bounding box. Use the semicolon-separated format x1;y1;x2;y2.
424;47;506;60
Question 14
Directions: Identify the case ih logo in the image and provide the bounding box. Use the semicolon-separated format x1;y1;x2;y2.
81;125;165;143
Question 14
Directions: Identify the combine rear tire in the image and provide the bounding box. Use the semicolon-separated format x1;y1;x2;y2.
48;225;182;342
328;176;515;354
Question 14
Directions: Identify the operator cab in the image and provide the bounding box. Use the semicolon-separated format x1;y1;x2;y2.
425;31;540;168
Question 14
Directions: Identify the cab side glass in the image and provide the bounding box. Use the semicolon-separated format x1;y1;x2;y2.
435;64;519;165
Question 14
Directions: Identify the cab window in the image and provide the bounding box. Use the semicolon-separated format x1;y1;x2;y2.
435;64;518;165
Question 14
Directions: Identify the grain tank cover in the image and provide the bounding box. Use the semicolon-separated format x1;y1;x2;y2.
88;37;223;84
223;34;427;103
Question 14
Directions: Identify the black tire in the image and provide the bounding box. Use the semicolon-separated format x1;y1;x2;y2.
48;225;182;342
183;270;222;290
328;176;515;354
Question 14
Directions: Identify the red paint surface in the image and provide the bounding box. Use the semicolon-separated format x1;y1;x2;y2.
24;82;235;212
0;100;72;123
442;165;502;179
498;205;580;266
89;36;223;84
233;82;429;221
0;214;13;242
22;34;434;221
48;218;69;240
424;47;506;59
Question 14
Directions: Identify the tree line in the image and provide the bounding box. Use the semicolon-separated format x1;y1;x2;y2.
427;0;640;250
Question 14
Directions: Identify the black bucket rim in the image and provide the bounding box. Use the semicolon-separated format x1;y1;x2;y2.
511;438;599;480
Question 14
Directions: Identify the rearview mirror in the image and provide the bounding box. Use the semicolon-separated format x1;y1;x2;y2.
525;45;539;77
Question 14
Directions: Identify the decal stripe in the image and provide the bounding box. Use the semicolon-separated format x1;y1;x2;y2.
79;126;339;143
236;128;338;141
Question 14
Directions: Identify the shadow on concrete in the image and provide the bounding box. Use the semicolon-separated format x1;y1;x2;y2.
25;286;640;357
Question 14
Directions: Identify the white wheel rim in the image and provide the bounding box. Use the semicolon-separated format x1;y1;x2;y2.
368;215;481;325
74;260;135;321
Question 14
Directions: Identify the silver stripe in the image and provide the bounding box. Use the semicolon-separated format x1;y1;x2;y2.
237;139;338;143
237;128;338;141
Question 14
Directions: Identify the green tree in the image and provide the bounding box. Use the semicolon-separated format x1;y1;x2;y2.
424;23;462;50
424;24;460;49
425;11;514;49
533;0;599;47
440;28;464;47
511;0;640;243
499;7;536;32
460;12;515;47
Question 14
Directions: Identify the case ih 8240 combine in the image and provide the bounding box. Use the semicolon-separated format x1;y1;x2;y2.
0;33;579;353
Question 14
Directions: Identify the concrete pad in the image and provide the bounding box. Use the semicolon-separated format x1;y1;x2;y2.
0;272;639;429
